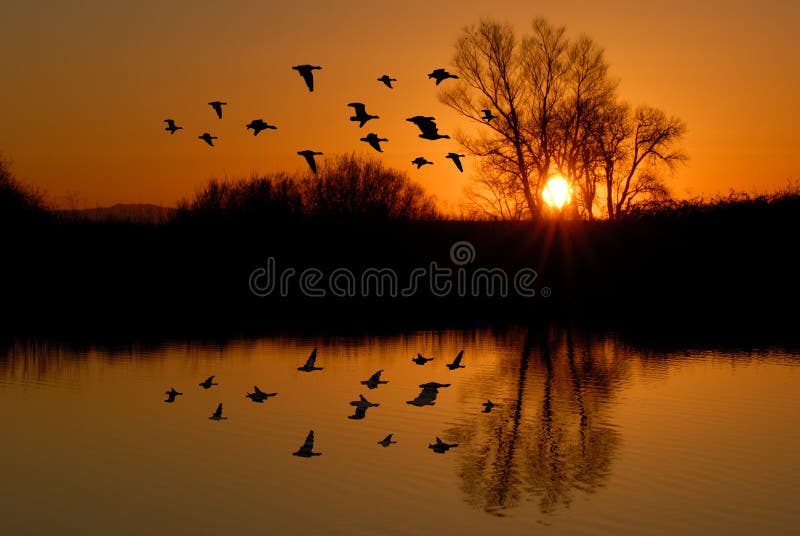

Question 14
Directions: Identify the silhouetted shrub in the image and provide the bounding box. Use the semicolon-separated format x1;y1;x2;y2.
0;156;47;222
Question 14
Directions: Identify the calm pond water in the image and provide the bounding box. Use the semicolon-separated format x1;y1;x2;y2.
1;327;799;535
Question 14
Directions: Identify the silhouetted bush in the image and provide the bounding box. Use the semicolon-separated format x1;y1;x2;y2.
176;153;438;221
0;156;47;222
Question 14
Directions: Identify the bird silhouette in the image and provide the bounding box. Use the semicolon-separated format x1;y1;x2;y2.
406;116;450;140
378;434;397;447
411;157;433;169
428;436;459;453
246;386;277;402
360;133;388;153
297;150;323;174
297;347;323;372
481;109;497;122
292;65;321;92
348;405;370;420
164;387;183;403
446;350;465;370
209;403;227;420
377;75;397;88
163;119;182;135
246;119;277;136
347;102;379;127
360;370;388;389
350;394;380;408
199;376;218;389
198;133;218;147
482;400;499;413
406;383;450;407
446;152;465;172
292;430;322;457
427;68;458;85
208;101;227;119
412;353;434;365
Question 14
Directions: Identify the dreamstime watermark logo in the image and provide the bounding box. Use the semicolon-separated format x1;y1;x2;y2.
248;241;550;299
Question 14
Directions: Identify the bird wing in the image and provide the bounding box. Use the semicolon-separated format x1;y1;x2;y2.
303;430;315;449
306;348;317;367
454;351;463;365
300;70;314;91
214;403;223;417
348;102;366;114
368;370;382;382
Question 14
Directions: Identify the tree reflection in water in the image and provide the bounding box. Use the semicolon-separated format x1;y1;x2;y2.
447;327;624;516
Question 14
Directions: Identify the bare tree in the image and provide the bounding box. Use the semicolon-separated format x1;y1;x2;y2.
440;18;570;220
596;105;687;219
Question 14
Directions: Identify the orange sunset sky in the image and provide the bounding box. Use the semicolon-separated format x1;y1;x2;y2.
1;0;798;210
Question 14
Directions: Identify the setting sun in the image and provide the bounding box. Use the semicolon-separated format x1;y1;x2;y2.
542;176;572;209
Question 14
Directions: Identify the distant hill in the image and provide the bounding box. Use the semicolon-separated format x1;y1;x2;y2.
54;204;175;224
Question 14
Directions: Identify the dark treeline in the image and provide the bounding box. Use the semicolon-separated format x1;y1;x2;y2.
2;155;799;337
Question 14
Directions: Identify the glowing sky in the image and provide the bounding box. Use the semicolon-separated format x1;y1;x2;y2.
1;0;797;209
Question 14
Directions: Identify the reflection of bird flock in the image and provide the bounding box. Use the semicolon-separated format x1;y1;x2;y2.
165;347;499;456
162;66;481;174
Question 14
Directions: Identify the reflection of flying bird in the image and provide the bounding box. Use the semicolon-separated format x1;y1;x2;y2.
347;102;379;127
246;119;277;136
446;152;465;172
209;403;227;420
360;133;388;152
482;400;499;413
411;157;433;169
407;383;450;407
163;119;182;135
208;101;227;119
350;394;380;408
378;434;397;447
412;353;434;365
292;430;322;457
297;150;323;174
446;350;465;370
292;64;322;92
481;109;497;122
246;386;277;402
406;116;450;140
427;68;459;85
428;436;459;453
297;347;323;371
377;74;397;88
361;369;388;389
199;375;218;389
164;387;183;403
198;133;218;147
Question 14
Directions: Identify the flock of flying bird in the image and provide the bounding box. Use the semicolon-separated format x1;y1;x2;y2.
162;65;501;175
164;348;500;457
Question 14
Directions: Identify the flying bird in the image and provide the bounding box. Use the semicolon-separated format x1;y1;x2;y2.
163;119;182;135
208;101;227;119
428;437;459;453
481;109;497;122
347;102;379;127
377;74;397;88
418;382;451;390
198;133;218;147
164;387;183;403
412;353;434;365
378;434;397;447
482;400;499;413
292;64;322;92
209;403;227;421
360;370;388;389
348;405;369;420
292;430;322;457
297;347;323;372
427;68;459;85
297;150;323;174
360;133;388;153
406;116;450;141
446;152;465;172
246;386;277;402
199;375;218;389
411;157;433;169
446;350;465;370
246;119;277;136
